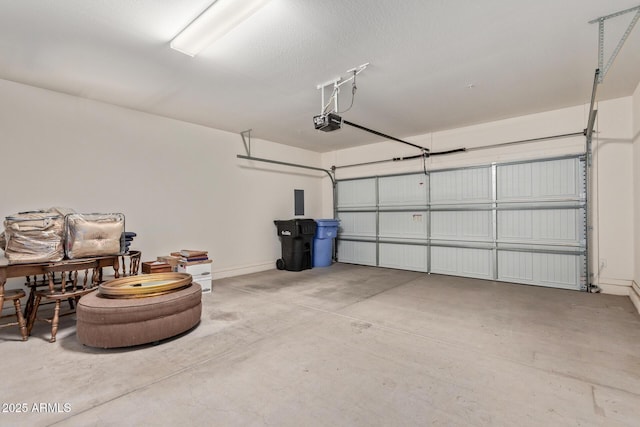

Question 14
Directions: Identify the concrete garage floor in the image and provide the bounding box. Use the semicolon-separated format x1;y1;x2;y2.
2;263;640;426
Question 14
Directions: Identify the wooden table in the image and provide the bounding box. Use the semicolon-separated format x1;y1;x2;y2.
0;255;120;329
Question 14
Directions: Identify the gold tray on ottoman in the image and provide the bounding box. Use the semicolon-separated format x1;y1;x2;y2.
98;272;192;298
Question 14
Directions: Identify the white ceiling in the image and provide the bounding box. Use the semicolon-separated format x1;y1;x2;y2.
1;1;639;153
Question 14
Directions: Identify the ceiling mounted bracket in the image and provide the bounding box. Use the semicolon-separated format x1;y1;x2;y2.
589;5;640;83
240;129;252;156
316;63;369;115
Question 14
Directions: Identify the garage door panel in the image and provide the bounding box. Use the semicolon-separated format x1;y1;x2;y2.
497;158;580;201
498;209;583;243
462;168;492;200
532;159;578;198
497;250;534;282
337;178;376;208
338;212;376;238
379;211;428;240
430;246;457;274
379;243;428;272
536;253;582;289
460;248;493;279
431;212;457;238
378;174;428;207
498;251;582;290
430;167;492;203
431;211;492;241
337;240;376;266
431;247;493;279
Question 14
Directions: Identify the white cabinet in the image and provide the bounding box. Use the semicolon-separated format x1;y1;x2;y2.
178;260;212;293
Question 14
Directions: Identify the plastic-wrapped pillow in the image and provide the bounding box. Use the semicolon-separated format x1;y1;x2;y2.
65;213;125;259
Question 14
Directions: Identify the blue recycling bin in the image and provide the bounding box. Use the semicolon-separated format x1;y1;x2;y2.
313;219;340;267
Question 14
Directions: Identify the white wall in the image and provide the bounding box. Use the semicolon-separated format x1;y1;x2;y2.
632;82;640;311
592;97;634;293
0;79;324;286
322;97;635;294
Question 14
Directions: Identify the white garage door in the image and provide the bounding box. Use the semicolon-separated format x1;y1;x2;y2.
336;155;587;291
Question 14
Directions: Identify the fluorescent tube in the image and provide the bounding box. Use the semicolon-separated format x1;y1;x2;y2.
171;0;270;56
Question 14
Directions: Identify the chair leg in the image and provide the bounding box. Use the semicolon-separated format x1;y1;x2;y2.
13;298;28;341
24;288;36;319
50;300;61;343
26;295;42;336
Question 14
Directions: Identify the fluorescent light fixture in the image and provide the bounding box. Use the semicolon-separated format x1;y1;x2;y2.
171;0;270;56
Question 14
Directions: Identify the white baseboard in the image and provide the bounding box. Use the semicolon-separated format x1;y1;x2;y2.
212;262;274;280
598;278;640;315
598;278;633;296
630;281;640;315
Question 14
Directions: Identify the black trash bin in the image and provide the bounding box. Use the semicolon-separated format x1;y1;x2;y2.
274;219;317;271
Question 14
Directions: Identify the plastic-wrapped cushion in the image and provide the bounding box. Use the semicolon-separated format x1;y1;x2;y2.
2;208;72;264
65;213;125;259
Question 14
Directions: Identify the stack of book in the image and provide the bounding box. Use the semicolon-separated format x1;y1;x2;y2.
171;249;209;264
173;250;212;294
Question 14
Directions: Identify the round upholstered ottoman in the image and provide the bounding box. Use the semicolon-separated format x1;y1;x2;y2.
76;282;202;348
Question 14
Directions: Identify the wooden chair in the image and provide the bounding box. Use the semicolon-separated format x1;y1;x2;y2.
99;250;142;282
119;250;141;277
23;272;74;321
26;260;98;342
0;289;28;341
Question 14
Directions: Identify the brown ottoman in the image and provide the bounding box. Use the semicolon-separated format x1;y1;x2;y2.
76;283;202;348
